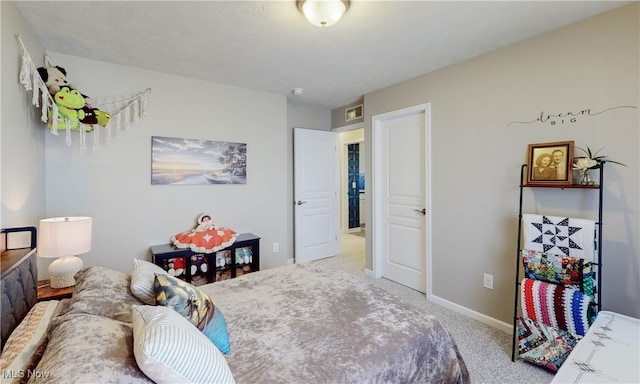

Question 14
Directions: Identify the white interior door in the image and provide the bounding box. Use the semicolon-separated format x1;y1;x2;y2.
373;104;430;293
294;128;339;263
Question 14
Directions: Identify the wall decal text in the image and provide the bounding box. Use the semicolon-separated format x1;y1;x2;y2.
507;105;637;127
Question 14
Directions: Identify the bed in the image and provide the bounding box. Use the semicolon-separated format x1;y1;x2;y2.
551;310;640;383
1;227;37;351
1;236;469;383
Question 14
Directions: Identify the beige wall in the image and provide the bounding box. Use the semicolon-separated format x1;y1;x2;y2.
38;51;294;275
1;2;47;229
363;4;639;323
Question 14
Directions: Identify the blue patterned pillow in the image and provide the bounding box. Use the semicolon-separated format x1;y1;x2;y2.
154;274;230;354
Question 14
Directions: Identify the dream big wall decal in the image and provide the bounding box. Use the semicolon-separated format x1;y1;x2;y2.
507;105;637;127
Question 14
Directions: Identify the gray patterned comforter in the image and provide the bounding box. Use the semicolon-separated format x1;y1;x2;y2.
23;264;467;383
200;263;469;384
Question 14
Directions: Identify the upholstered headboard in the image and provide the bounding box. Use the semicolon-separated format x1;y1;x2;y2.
1;227;38;351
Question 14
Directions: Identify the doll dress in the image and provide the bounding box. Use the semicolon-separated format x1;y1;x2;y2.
172;226;237;253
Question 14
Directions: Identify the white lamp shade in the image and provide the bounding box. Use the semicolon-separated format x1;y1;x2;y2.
38;216;92;258
298;0;349;27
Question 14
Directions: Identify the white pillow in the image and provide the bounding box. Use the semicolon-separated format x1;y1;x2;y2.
132;305;235;384
131;258;168;305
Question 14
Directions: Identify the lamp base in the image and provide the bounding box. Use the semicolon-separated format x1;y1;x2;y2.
48;256;83;288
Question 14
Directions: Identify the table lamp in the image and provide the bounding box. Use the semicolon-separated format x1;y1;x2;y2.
37;216;92;288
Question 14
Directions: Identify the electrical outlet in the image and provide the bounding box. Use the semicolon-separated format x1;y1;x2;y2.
287;258;295;265
272;242;279;252
483;273;494;290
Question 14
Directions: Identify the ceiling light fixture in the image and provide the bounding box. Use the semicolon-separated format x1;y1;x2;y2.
297;0;350;28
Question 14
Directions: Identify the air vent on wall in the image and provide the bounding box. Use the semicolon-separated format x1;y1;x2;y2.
345;104;363;121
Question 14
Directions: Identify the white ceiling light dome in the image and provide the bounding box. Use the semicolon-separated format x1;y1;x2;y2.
297;0;350;28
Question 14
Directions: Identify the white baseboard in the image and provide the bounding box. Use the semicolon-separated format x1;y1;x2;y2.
364;268;374;277
429;293;513;334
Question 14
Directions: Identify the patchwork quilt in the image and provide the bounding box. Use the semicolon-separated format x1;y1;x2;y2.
517;316;581;372
522;250;595;299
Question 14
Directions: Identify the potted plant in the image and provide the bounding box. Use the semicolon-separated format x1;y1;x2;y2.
573;145;626;185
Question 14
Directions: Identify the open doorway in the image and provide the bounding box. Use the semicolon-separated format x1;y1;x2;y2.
336;127;365;268
346;141;365;235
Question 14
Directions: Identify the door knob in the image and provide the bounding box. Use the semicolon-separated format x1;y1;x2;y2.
414;208;426;215
296;200;308;205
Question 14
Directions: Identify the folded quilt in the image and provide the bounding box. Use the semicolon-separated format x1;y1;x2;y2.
517;316;581;372
522;214;596;260
522;250;596;299
521;278;596;336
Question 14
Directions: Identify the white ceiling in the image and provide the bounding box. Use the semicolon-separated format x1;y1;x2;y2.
13;1;630;110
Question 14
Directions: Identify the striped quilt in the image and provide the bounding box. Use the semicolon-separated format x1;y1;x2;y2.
521;278;596;336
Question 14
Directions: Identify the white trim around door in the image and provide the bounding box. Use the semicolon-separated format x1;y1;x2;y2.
372;103;432;296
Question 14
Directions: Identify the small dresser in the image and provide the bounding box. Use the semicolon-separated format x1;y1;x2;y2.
150;232;260;286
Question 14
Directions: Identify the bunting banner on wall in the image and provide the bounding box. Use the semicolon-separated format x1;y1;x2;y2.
16;34;151;149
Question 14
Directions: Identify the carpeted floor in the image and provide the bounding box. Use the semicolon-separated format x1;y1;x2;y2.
315;233;554;384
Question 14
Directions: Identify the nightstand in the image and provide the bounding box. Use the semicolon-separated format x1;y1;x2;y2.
37;279;74;301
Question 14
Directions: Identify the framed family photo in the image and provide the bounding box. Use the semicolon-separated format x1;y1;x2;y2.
526;141;574;186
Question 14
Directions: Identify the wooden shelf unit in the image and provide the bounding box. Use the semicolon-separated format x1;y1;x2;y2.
150;232;260;286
